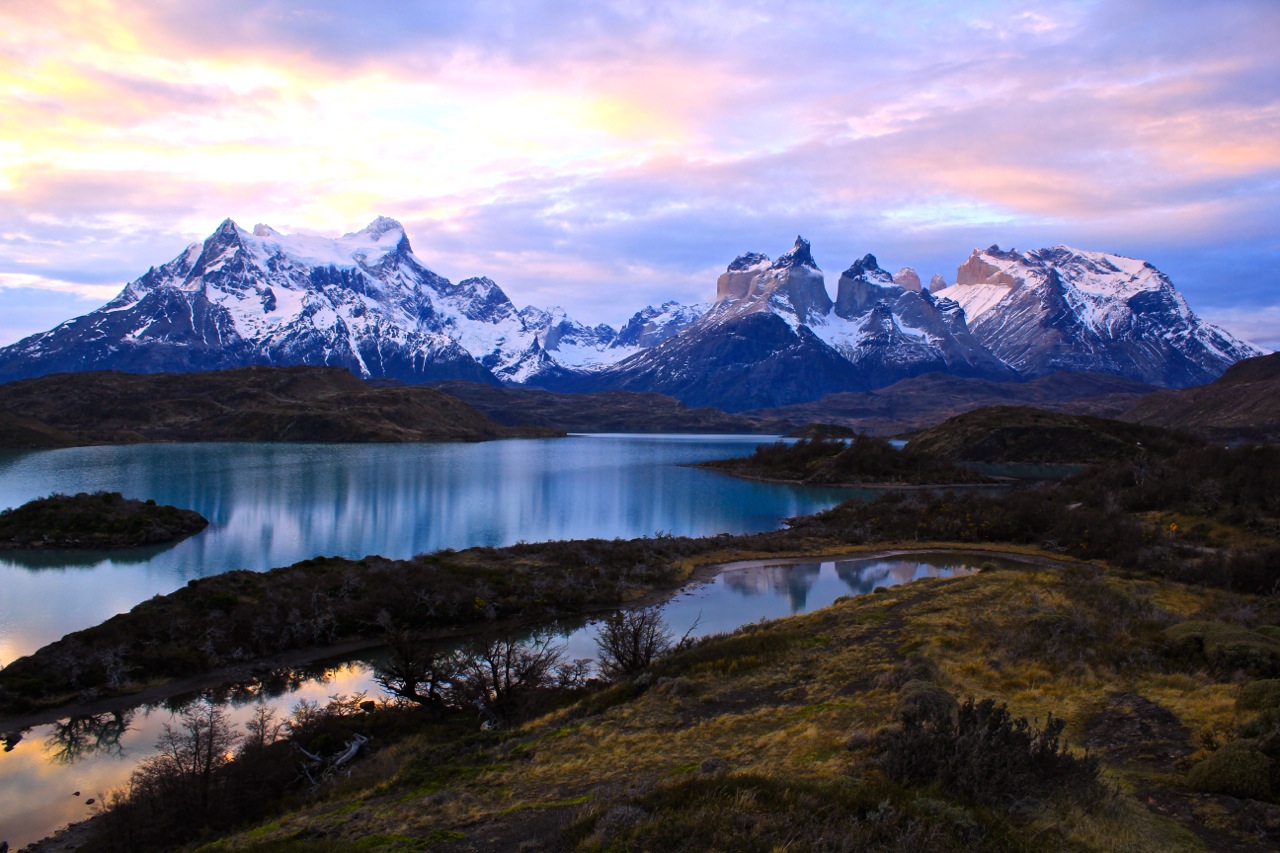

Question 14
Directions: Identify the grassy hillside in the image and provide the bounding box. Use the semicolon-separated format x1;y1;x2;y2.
82;560;1280;853
428;381;778;433
742;371;1158;435
699;434;992;486
907;406;1202;463
1122;352;1280;444
0;366;559;447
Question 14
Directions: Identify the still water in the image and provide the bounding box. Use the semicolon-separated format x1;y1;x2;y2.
0;552;998;849
0;435;859;663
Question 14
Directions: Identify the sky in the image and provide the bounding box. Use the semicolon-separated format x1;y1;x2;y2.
0;0;1277;350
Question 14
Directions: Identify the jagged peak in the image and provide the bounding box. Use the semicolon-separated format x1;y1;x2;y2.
252;223;280;238
727;252;770;272
212;217;243;239
841;253;886;279
771;236;818;271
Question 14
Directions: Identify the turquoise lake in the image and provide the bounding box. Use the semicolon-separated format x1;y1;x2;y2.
0;435;855;663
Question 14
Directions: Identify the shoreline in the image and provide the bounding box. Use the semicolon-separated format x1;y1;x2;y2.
0;543;1080;733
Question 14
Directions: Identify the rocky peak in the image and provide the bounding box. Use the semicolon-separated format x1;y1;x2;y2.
841;254;888;281
727;252;770;272
929;273;948;292
207;218;244;249
893;267;922;292
359;216;406;240
718;252;772;303
772;236;819;271
955;250;1022;288
189;218;250;282
834;253;897;318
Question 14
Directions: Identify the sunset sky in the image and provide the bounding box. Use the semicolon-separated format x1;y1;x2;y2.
1;0;1277;349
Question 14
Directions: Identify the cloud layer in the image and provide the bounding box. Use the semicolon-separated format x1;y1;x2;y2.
1;0;1276;348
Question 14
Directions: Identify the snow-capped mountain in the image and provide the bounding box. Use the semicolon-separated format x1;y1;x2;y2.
816;252;1015;387
0;217;646;386
0;220;1259;412
551;238;1014;409
934;245;1260;387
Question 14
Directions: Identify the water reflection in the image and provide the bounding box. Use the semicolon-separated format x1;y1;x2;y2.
0;542;181;571
722;562;824;610
705;555;978;615
45;711;134;764
197;662;366;709
0;661;376;850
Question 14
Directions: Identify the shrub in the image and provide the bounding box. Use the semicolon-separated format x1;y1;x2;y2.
875;694;1103;813
595;606;673;681
1186;740;1273;800
1165;621;1280;676
568;774;1004;853
894;680;957;724
1238;680;1280;712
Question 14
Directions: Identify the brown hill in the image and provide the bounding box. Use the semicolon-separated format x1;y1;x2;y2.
1121;352;1280;444
743;371;1156;436
429;380;780;433
0;366;559;448
907;406;1201;463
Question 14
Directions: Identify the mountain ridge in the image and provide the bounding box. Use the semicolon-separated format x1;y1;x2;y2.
0;218;1260;412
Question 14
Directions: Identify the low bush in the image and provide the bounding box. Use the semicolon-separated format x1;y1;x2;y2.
1238;679;1280;712
1186;740;1273;800
875;693;1104;814
568;774;1008;853
1165;621;1280;676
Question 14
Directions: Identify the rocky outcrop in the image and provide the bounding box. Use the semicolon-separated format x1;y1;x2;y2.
826;254;1015;386
893;267;922;292
715;237;833;324
716;252;771;302
955;249;1023;288
834;255;895;317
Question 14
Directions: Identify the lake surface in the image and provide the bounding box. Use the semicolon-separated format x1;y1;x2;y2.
0;435;855;664
0;551;1004;849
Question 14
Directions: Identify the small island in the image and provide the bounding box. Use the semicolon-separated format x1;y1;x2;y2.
0;491;209;550
698;433;994;487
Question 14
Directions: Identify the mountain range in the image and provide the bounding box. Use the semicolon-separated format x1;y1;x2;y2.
0;217;1260;411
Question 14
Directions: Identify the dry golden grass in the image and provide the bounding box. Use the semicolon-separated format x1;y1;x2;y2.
200;556;1280;853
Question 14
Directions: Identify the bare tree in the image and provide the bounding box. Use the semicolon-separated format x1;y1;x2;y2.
46;710;133;764
449;634;565;725
371;622;456;716
241;705;284;753
595;607;673;681
135;700;242;815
